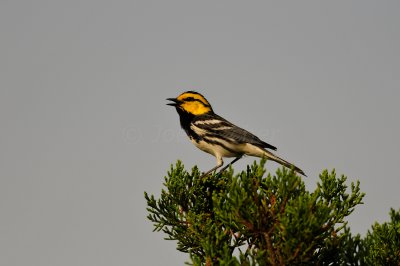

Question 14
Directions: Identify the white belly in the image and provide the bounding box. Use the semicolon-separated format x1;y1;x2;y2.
191;138;241;158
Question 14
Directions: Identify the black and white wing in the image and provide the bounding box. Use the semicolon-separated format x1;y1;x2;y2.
192;114;277;151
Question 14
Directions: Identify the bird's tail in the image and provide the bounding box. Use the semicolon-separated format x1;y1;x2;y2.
263;150;306;176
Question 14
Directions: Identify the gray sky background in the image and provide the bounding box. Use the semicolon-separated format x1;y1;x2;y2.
1;1;399;265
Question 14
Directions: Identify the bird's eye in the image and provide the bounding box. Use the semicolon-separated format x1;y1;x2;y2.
185;97;194;101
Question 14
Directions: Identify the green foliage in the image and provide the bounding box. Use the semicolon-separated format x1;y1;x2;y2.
145;159;371;265
362;208;400;266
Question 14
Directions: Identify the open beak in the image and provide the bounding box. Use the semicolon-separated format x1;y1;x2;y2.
166;98;180;106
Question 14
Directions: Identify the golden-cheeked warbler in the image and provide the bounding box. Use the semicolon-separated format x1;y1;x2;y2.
167;91;306;177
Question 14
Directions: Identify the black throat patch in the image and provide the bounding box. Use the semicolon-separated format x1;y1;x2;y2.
176;107;201;142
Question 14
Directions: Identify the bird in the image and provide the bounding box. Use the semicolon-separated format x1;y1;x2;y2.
167;91;306;177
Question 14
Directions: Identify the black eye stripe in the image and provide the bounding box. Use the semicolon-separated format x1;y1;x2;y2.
184;97;210;106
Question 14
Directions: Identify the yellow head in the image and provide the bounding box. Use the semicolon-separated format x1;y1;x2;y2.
167;91;213;115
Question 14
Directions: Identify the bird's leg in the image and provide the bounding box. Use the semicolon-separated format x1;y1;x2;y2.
200;157;223;178
217;156;242;175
